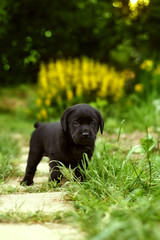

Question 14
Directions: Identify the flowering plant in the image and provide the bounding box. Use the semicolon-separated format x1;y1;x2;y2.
35;58;128;120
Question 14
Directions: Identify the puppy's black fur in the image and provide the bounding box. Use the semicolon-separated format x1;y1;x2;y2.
20;104;104;186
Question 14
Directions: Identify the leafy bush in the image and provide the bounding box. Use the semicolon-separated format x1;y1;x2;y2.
35;58;128;120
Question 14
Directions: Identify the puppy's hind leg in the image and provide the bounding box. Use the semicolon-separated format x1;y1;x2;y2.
20;148;43;186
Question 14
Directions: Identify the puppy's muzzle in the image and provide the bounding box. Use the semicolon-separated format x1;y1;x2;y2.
73;130;95;146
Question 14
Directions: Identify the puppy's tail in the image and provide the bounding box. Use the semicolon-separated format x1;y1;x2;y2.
34;122;42;128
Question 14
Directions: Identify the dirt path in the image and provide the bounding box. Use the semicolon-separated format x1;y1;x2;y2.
0;146;83;240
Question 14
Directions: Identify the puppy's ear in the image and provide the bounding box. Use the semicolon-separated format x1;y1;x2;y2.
61;107;73;132
96;110;104;135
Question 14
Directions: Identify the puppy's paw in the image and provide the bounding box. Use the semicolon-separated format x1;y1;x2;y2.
20;178;34;186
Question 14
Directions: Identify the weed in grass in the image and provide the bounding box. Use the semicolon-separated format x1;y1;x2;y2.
140;129;157;185
117;119;125;143
0;210;74;224
0;181;61;195
127;130;160;191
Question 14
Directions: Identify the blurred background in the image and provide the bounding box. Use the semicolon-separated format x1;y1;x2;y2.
0;0;160;133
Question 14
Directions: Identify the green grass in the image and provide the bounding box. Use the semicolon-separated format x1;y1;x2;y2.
0;181;61;194
0;133;20;182
95;93;160;133
0;210;74;224
63;135;160;240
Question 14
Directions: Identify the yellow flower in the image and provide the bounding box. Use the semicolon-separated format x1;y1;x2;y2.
76;83;83;96
51;88;57;97
38;63;48;89
40;108;48;119
37;57;128;112
134;83;144;92
82;74;89;90
98;76;109;98
140;60;153;71
67;89;73;102
36;98;42;107
45;98;51;106
90;75;97;90
129;0;150;18
59;73;65;89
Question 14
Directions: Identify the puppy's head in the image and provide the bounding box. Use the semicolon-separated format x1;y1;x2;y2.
61;104;104;146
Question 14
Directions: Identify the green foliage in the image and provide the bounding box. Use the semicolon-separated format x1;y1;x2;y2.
1;0;160;84
64;133;160;239
0;133;19;181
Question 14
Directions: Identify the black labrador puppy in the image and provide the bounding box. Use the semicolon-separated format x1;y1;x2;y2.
21;104;104;186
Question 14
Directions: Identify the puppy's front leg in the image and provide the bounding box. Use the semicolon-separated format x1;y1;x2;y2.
20;148;43;186
49;159;62;183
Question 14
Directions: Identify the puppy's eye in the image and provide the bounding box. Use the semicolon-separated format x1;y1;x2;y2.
90;121;95;127
73;121;80;127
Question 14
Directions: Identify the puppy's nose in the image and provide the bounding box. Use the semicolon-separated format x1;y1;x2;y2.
82;132;89;137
